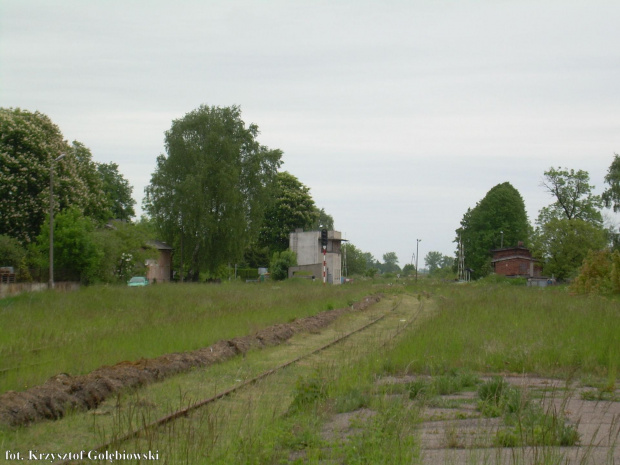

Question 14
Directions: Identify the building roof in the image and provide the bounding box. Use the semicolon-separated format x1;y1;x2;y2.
491;255;541;264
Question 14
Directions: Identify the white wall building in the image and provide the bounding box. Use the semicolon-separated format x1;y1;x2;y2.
288;229;344;284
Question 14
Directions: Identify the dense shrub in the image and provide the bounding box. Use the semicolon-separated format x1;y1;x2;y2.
571;249;620;294
270;249;297;281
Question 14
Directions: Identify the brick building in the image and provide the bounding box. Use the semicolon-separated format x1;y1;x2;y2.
491;242;542;278
145;240;173;283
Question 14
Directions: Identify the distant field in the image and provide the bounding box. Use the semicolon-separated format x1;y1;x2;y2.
0;280;377;394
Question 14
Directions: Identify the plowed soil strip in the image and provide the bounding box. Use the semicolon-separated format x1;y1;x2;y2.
71;298;401;464
0;294;382;428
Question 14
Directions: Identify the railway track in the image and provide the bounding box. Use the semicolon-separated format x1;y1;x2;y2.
54;294;423;465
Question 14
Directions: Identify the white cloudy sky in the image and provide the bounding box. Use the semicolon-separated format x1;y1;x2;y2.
1;1;619;266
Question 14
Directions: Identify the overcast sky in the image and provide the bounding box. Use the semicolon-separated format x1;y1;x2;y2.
1;1;619;267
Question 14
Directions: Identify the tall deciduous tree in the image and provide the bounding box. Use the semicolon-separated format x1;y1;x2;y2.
532;218;607;280
144;105;282;276
424;251;443;274
312;208;334;231
602;154;620;213
0;108;108;244
533;166;607;278
35;207;101;283
538;167;603;225
381;251;400;274
341;242;367;276
97;162;136;221
0;234;27;272
456;182;530;278
259;171;319;252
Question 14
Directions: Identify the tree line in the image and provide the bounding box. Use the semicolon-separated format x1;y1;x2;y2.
0;105;357;283
0;108;146;283
455;160;620;284
9;103;613;286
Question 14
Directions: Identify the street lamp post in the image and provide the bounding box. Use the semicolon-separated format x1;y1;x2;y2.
500;230;504;248
415;239;421;282
49;153;65;289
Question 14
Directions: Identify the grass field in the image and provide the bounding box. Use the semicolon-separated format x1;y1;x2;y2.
0;279;377;394
1;279;619;464
387;283;619;383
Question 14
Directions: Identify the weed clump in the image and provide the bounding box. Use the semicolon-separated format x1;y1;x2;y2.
477;376;579;447
407;370;480;400
289;373;329;413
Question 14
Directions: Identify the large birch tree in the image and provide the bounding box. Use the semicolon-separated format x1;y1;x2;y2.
144;105;282;278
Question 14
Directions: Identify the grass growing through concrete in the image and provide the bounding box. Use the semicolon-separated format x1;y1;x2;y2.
477;376;579;448
0;280;375;393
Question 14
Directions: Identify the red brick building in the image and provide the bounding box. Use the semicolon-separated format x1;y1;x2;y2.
491;243;542;278
145;240;173;283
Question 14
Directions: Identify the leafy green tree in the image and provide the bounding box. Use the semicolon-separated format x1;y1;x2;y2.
144;105;282;276
0;234;32;280
0;108;108;244
259;171;319;252
570;249;620;294
97;162;136;221
532;218;607;280
424;251;455;277
401;263;416;276
440;255;454;269
35;208;101;283
270;249;297;281
456;182;530;278
533;166;607;279
342;243;367;276
538;167;603;225
0;235;26;268
424;251;443;274
69;141;110;222
602;154;620;213
92;221;156;283
312;208;334;231
244;244;271;269
362;252;377;268
381;252;400;274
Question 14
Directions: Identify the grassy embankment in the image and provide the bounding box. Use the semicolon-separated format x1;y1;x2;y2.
0;280;377;394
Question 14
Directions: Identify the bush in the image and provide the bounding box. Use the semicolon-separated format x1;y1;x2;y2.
0;235;26;267
570;249;620;294
269;249;297;281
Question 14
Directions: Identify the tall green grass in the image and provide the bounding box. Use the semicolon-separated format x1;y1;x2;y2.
387;283;620;380
0;280;375;393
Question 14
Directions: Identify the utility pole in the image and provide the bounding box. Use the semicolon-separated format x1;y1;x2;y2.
415;239;421;282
